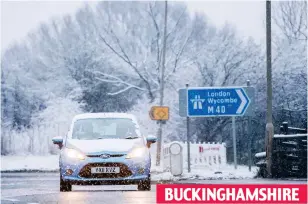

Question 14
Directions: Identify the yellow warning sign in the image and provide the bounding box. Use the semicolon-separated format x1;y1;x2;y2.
149;106;169;121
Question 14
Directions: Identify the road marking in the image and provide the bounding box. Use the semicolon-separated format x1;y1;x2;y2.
2;198;20;202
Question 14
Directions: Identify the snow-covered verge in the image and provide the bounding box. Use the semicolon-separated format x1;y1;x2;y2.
152;165;259;182
1;155;258;182
1;155;59;172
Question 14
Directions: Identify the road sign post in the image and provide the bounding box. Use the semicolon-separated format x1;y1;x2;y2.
186;84;191;173
149;106;169;167
232;116;237;169
247;80;252;172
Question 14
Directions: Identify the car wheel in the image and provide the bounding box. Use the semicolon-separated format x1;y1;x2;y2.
60;174;72;192
137;176;151;191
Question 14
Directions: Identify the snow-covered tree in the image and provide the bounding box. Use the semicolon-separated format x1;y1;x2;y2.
1;1;306;161
88;1;195;102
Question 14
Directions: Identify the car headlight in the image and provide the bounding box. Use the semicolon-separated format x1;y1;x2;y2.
65;148;85;160
126;147;147;159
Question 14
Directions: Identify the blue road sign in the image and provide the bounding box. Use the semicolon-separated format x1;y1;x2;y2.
187;87;250;117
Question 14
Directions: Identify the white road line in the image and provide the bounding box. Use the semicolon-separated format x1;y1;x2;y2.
1;198;20;202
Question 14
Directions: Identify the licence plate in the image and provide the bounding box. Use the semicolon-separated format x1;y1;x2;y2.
91;167;120;174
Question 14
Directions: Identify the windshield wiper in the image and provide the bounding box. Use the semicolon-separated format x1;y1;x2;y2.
125;136;139;139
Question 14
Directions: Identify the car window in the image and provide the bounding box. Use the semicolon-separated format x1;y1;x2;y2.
72;118;139;140
92;121;116;135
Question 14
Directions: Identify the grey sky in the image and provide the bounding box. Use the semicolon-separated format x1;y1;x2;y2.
1;1;265;52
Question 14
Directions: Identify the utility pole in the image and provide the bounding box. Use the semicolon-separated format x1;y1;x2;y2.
265;0;274;177
156;0;168;166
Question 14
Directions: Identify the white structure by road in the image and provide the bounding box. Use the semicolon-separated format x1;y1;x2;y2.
150;141;227;172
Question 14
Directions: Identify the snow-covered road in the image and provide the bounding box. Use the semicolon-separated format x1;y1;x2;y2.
1;172;307;204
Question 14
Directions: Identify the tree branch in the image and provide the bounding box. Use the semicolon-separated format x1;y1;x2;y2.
90;70;147;96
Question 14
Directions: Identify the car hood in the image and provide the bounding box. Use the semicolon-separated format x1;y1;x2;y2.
66;138;144;154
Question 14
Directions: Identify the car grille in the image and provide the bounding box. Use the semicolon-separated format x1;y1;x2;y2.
87;154;125;158
79;163;132;178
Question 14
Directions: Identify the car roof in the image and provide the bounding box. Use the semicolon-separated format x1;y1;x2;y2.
73;113;137;121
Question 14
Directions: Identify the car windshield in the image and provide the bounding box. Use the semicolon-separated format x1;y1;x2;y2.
72;118;139;140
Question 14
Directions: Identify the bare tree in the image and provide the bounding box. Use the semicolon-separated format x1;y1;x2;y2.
191;23;263;142
89;1;195;102
273;1;307;41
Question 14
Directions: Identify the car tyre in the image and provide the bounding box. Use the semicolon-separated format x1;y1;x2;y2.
137;176;151;191
60;174;72;192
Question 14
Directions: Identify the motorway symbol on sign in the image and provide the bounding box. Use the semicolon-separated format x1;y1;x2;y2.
187;87;250;117
149;106;169;120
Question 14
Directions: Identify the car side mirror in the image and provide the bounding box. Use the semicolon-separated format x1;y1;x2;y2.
146;135;157;148
52;136;63;149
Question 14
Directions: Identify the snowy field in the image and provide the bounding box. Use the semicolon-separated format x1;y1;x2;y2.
1;155;258;181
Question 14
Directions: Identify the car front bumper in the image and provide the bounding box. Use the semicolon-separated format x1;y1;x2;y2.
60;154;151;185
63;175;149;185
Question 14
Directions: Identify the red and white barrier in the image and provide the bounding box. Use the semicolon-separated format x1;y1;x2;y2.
161;141;227;171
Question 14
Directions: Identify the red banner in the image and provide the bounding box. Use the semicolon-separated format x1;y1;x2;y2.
157;184;307;203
